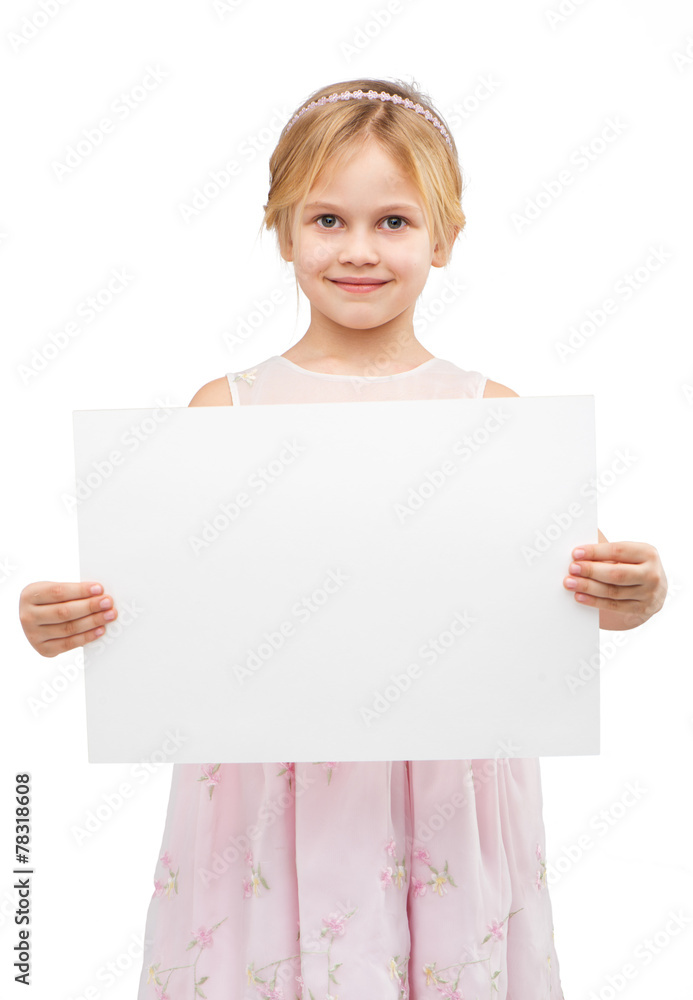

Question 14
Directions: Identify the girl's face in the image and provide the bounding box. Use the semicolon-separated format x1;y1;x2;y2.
281;139;447;339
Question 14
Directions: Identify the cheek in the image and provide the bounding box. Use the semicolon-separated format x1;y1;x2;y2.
300;239;333;274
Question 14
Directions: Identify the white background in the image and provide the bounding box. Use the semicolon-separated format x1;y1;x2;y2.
2;0;691;997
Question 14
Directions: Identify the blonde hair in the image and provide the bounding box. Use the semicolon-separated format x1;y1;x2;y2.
259;77;466;308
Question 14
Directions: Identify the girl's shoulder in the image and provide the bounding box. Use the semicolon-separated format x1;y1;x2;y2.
187;356;274;406
482;379;519;398
188;376;233;406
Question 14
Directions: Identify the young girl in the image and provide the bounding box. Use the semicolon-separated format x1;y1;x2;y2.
19;77;667;1000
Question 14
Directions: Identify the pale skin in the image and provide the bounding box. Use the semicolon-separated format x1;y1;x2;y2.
18;140;667;655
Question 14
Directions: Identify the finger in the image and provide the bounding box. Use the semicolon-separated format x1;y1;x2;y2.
35;624;110;659
569;589;645;615
567;559;649;587
564;574;646;602
29;590;115;629
35;604;118;643
25;580;105;606
571;541;654;564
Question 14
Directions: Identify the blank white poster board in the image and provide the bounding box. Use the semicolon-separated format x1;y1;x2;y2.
72;396;599;762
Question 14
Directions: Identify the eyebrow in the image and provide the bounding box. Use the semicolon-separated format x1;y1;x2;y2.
304;201;422;215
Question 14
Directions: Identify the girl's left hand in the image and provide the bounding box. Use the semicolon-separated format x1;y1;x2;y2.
564;541;667;624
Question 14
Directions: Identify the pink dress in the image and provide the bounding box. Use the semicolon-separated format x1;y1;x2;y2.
137;354;566;1000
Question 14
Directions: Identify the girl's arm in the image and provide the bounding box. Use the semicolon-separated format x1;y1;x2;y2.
483;379;667;631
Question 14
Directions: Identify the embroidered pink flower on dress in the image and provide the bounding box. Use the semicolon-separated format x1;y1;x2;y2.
244;849;254;866
191;926;214;948
198;764;221;799
410;876;428;898
154;986;170;1000
242;877;253;899
385;837;397;856
311;760;340;784
278;762;295;788
487;918;504;941
380;866;393;888
436;985;462;999
535;844;547;889
232;368;258;385
159;851;173;868
413;846;431;864
152;879;165;897
257;986;284;999
322;913;346;935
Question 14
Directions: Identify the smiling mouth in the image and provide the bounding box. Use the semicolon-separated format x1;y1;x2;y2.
331;278;388;284
329;279;389;291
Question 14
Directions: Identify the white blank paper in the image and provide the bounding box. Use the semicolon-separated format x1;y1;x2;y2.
72;396;599;762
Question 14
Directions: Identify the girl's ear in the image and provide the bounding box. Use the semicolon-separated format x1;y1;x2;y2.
279;233;293;263
431;242;448;268
431;226;460;268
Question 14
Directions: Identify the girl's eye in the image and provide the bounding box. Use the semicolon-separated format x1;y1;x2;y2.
382;216;407;231
314;215;408;231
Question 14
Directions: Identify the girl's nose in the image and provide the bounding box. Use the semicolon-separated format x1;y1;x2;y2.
338;229;379;266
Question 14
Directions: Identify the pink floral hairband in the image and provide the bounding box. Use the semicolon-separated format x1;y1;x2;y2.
283;89;453;150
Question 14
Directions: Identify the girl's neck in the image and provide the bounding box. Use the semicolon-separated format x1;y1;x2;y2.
280;332;434;378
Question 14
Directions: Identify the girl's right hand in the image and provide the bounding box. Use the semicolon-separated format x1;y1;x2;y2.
18;582;118;658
